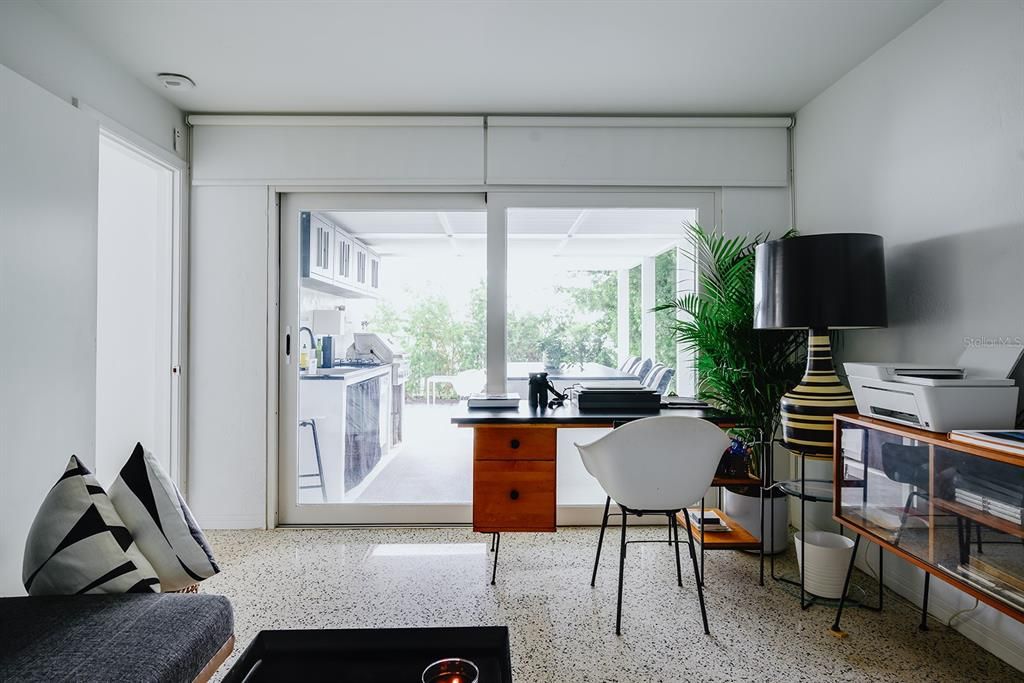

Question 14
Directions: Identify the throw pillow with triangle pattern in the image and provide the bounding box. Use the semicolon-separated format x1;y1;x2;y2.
23;455;161;595
109;442;219;591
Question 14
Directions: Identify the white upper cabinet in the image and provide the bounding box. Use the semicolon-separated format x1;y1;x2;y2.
301;212;380;297
334;229;353;283
302;213;334;283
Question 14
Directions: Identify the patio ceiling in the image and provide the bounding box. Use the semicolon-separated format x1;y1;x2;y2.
322;208;695;270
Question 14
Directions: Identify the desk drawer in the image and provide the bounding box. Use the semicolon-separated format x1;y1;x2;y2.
473;428;556;461
473;460;556;532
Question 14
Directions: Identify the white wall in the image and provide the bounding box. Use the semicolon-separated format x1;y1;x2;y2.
0;0;185;159
95;136;174;484
0;65;99;595
188;186;270;528
794;0;1024;668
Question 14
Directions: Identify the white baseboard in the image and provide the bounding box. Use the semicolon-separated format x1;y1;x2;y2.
855;549;1024;672
196;513;267;530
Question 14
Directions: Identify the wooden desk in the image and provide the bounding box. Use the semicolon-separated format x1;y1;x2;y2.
451;402;737;533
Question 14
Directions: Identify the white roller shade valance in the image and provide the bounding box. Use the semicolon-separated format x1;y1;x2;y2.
187;114;790;187
188;116;486;186
486;116;791;187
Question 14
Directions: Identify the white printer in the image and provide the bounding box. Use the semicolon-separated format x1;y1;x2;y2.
845;345;1023;432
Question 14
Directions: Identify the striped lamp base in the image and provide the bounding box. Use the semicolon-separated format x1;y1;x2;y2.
780;330;856;458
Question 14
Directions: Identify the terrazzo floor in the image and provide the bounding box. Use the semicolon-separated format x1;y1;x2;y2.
202;526;1022;682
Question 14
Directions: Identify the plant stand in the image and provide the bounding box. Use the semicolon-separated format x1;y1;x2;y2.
767;443;884;612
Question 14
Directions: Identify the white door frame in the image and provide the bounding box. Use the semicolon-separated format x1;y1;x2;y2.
94;122;189;491
274;188;719;526
278;192;487;525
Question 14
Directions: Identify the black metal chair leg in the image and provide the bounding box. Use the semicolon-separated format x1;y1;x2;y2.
616;506;628;636
592;495;611;587
490;532;496;552
490;532;501;585
830;534;861;637
920;573;930;631
670;512;683;587
893;490;918;547
682;511;710;634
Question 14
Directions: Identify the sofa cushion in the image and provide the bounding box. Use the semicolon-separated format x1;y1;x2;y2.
109;443;220;591
0;593;233;682
23;456;161;595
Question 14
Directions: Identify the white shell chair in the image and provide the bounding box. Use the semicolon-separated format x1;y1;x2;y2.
576;416;730;635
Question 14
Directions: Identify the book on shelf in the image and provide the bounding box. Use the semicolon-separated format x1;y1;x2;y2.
466;393;521;409
970;557;1024;594
686;510;731;533
939;562;1024;611
949;429;1024;456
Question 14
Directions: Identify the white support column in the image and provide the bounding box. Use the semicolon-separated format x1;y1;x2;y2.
676;245;697;396
617;269;630;364
640;256;656;361
485;201;507;395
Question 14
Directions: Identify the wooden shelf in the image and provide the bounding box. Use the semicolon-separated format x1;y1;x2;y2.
678;507;760;551
932;498;1024;540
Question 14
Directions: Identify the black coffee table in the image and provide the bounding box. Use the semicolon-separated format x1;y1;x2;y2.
221;626;512;682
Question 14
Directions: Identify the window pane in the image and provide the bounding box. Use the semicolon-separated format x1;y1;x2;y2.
505;207;695;505
297;209;485;506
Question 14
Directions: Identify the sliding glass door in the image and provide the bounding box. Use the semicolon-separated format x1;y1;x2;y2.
279;190;716;525
279;193;487;525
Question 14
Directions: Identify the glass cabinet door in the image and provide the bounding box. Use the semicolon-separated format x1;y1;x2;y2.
837;420;1024;614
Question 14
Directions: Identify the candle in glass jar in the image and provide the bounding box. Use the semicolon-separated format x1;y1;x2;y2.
422;658;479;683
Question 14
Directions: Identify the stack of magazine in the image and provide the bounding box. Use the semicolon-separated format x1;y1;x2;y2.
686;509;731;533
953;474;1023;526
949;429;1024;456
938;559;1024;612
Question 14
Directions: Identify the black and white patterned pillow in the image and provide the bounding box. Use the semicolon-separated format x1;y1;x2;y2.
23;456;161;595
109;443;219;591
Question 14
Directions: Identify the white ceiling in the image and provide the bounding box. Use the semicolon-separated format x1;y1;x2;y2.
39;0;938;114
323;208;695;269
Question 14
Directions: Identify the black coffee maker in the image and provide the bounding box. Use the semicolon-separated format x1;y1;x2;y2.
528;372;566;409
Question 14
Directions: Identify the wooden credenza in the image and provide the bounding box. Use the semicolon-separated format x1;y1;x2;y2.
834;414;1024;623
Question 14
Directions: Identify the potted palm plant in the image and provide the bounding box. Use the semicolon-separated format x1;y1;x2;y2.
657;224;805;552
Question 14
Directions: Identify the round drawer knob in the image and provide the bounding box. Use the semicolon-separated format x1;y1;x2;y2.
509;439;520;449
509;489;520;500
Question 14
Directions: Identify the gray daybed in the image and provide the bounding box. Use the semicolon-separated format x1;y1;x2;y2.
0;593;234;682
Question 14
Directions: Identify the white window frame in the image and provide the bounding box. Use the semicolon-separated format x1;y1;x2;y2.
273;188;718;526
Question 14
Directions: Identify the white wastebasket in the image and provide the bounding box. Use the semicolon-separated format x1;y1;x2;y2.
794;531;855;599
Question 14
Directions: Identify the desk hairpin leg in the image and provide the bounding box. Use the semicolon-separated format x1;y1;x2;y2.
490;533;501;586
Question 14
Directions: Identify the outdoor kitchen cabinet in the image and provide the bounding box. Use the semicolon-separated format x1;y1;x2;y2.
300;212;381;297
302;213;335;284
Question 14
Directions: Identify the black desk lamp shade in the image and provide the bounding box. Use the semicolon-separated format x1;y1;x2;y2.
754;234;887;456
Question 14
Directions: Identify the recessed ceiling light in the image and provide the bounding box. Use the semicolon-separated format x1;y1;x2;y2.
156;73;196;90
